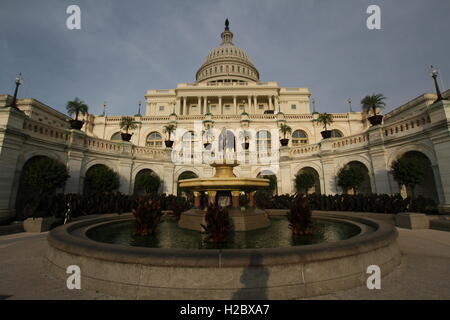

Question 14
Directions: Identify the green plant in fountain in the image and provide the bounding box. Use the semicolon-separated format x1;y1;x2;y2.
314;112;333;130
201;204;232;244
391;157;425;199
18;157;70;218
295;172;316;195
132;195;163;236
84;165;120;195
337;166;366;194
119;116;139;135
287;195;312;236
66;97;88;121
163;123;176;140
279;123;292;139
361;93;386;116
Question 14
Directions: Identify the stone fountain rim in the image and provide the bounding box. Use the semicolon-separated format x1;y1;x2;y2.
47;212;397;268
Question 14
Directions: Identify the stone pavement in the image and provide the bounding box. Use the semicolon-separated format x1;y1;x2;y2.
0;228;449;300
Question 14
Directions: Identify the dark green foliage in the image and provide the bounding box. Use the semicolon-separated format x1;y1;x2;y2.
134;171;161;195
361;93;386;116
160;194;192;219
132;195;163;236
66;97;89;121
391;157;425;198
201;204;232;244
294;172;315;194
259;174;277;193
84;165;120;194
287;195;312;236
337;166;366;194
17;157;70;219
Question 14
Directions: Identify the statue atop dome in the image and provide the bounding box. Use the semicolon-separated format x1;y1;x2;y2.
225;18;229;31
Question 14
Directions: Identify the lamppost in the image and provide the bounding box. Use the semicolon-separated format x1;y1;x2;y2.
101;102;107;116
311;98;317;114
136;101;142;116
430;65;444;103
10;73;23;109
347;98;353;112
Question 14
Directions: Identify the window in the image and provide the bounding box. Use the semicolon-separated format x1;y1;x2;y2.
291;104;297;110
211;105;216;110
292;130;308;146
256;130;271;154
225;105;231;110
259;104;264;110
331;129;343;138
191;105;197;110
159;105;164;111
146;132;163;148
182;131;198;155
239;105;245;110
110;132;121;141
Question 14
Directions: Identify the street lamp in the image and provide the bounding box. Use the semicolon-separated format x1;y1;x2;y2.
101;102;107;116
430;65;443;103
137;101;142;116
347;98;353;112
10;73;23;109
311;98;317;113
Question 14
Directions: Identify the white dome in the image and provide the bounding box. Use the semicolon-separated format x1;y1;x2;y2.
196;20;259;83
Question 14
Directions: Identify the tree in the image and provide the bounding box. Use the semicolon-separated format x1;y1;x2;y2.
84;165;120;194
18;156;70;218
337;166;366;194
163;123;176;141
134;171;161;195
119;117;139;134
295;172;316;194
314;113;333;130
391;157;425;198
279;123;292;139
66;97;89;121
361;93;386;116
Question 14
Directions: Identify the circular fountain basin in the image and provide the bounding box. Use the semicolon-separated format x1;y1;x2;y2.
46;212;401;299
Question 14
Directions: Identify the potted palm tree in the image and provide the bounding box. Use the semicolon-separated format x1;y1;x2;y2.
279;123;292;146
66;97;88;130
119;116;138;142
361;93;386;126
163;123;176;148
315;113;334;139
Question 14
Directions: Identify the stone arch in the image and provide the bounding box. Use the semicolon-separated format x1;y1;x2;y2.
110;132;121;140
256;168;278;195
83;163;119;195
296;166;321;194
176;170;199;197
81;158;118;177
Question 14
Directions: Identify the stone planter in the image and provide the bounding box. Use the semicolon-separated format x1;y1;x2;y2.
120;133;132;141
23;217;56;233
69;119;84;130
395;213;429;229
368;115;383;126
321;130;332;139
164;140;174;148
280;138;289;146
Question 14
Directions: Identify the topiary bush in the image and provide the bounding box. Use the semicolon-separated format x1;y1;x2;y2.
84;165;120;195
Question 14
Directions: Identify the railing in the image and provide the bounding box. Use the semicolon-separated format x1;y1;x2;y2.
332;133;369;149
85;137;123;153
383;113;430;139
289;143;320;156
22;118;70;143
132;146;167;159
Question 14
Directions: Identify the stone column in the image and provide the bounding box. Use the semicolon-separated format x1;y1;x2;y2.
367;126;390;194
254;96;258;113
269;95;273;110
176;97;181;115
198;97;202;114
247;191;256;207
182;96;187;115
65;150;85;194
247;95;252;114
233;96;237;114
219;96;222;114
231;191;241;208
204;96;208;114
194;191;201;208
275;96;280;113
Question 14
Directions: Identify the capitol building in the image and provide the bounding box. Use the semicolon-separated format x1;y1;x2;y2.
1;20;450;223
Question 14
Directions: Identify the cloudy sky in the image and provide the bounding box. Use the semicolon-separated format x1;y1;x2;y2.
1;0;449;116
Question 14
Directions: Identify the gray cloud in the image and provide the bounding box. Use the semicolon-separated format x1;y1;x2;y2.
1;0;449;116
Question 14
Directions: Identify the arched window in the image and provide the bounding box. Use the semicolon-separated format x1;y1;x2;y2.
292;130;308;146
111;132;121;141
146;132;163;148
256;130;271;154
331;129;343;138
182;131;197;154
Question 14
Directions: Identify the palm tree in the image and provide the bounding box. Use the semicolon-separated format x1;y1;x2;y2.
163;123;177;141
119;117;138;134
66;97;88;121
361;94;386;116
279;123;292;140
315;113;333;130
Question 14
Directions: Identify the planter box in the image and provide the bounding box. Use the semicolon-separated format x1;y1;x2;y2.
395;213;429;229
23;217;56;233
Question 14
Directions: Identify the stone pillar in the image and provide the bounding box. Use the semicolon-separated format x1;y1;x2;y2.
219;96;222;114
254;96;257;113
321;157;337;195
176;97;181;115
247;191;256;207
247;95;252;114
233;96;237;114
275;96;280;113
204;96;208;114
162;163;175;194
269;95;273;110
183;96;187;115
208;191;217;205
65;150;84;194
194;191;201;208
0;107;26;223
367;126;390;194
198;97;202;114
231;191;240;208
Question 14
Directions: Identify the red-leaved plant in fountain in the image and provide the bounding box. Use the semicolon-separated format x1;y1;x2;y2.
201;204;232;244
132;195;163;236
287;194;312;236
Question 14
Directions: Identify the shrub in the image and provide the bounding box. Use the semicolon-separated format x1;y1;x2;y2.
134;172;161;195
162;194;192;218
287;195;312;236
201;204;232;244
294;172;315;194
337;166;366;194
391;157;425;198
132;195;163;236
84;165;120;194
